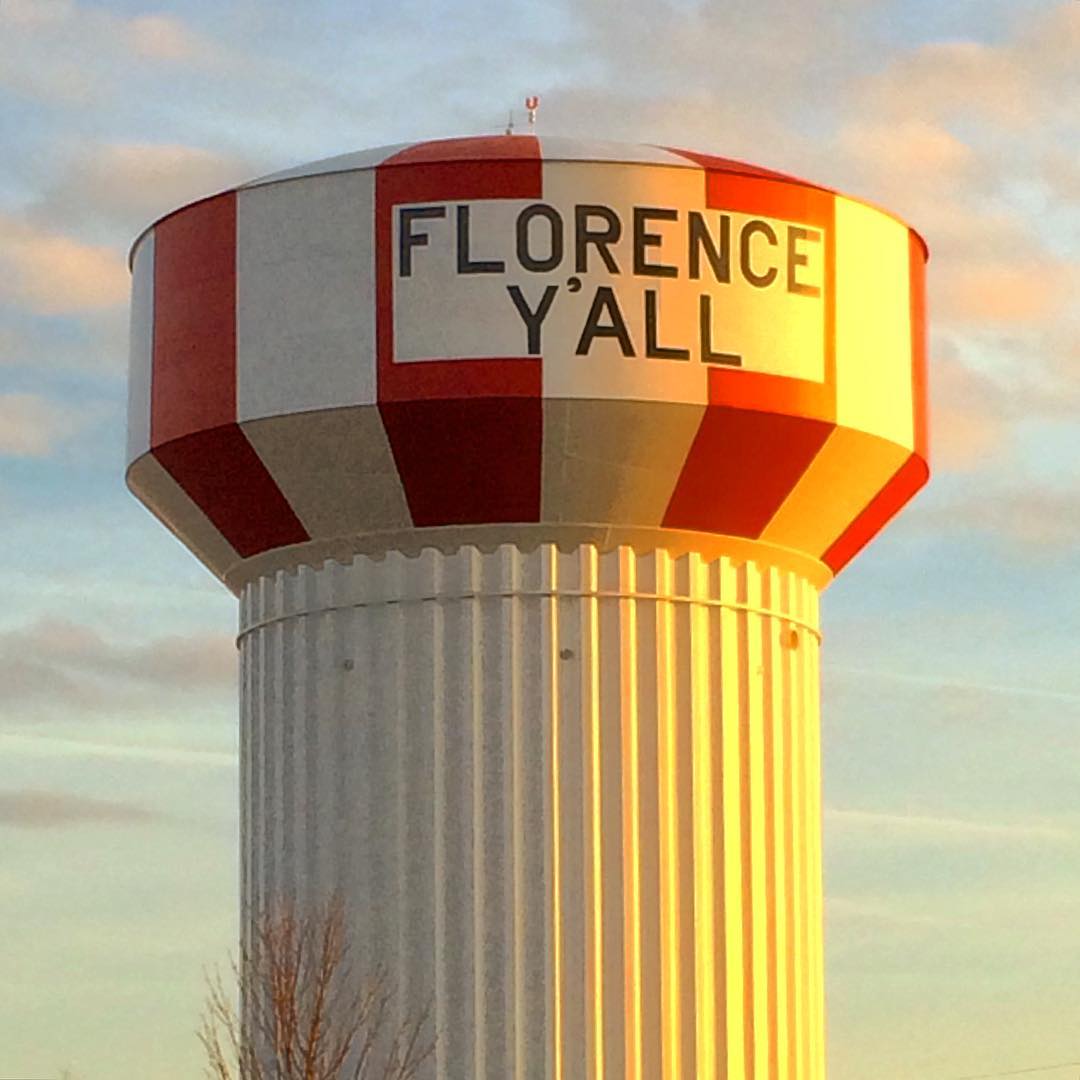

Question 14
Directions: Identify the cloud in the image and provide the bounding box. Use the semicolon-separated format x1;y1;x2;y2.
934;257;1076;327
29;141;256;238
860;40;1034;129
0;307;128;374
837;119;975;193
0;214;128;314
930;349;1009;471
0;1;223;105
0;788;156;828
925;487;1080;551
128;14;209;63
0;733;237;769
825;807;1073;844
827;896;947;929
0;618;236;719
0;392;89;457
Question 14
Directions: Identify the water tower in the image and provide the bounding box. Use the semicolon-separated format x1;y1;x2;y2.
126;134;927;1078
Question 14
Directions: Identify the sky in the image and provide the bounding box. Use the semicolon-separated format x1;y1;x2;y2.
0;0;1078;1077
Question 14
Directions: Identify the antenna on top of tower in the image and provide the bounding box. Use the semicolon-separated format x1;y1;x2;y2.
525;95;540;128
504;109;515;136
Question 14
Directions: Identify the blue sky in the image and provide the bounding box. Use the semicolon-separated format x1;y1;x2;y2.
1;1;1078;1077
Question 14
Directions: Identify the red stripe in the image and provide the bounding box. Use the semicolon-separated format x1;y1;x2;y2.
705;172;832;230
910;231;930;460
381;134;542;166
822;453;929;573
375;139;543;526
151;193;236;447
153;425;309;558
664;147;825;187
379;399;541;526
663;408;833;536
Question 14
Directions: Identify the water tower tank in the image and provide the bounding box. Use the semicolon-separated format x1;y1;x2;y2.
127;134;928;1079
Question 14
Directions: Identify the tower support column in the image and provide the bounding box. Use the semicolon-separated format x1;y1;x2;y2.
238;541;825;1079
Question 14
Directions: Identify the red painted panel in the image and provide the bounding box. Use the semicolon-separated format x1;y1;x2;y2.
822;453;929;573
383;134;541;165
380;399;542;526
151;193;237;447
909;231;930;460
664;147;824;187
375;141;544;526
153;424;309;558
663;407;833;537
706;172;833;231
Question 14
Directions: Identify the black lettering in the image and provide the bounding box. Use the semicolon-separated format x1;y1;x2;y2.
739;219;778;288
516;204;564;273
633;207;678;278
688;211;731;282
399;206;446;277
507;284;558;354
644;290;689;360
787;226;821;297
456;205;505;274
699;295;742;366
574;205;621;274
576;286;634;356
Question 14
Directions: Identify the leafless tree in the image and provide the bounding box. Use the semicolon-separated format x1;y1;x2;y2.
200;896;434;1080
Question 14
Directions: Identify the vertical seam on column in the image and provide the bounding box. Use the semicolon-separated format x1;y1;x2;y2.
583;545;605;1080
763;567;779;1080
691;551;717;1080
620;547;643;1080
806;578;825;1080
783;567;798;1080
432;555;447;1080
793;578;809;1080
469;548;487;1078
508;546;525;1079
720;557;745;1079
546;546;563;1080
657;549;681;1080
738;563;756;1080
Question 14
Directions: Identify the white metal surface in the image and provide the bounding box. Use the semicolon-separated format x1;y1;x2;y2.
238;542;824;1079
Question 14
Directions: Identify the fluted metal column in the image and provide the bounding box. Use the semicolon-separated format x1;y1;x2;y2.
238;542;824;1080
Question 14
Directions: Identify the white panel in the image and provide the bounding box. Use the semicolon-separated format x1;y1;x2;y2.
243;142;412;187
238;542;824;1078
237;171;378;420
126;232;154;464
834;197;915;448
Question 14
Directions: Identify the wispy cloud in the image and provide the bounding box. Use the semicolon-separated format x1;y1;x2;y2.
0;392;93;456
825;807;1073;844
0;733;236;769
0;618;236;719
827;895;949;929
0;213;127;314
0;1;225;105
27;140;258;238
832;665;1080;705
0;788;157;828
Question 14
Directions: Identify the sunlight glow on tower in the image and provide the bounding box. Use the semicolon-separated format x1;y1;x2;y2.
126;134;928;1078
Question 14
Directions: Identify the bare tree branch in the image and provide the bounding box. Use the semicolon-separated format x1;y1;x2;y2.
199;895;434;1080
